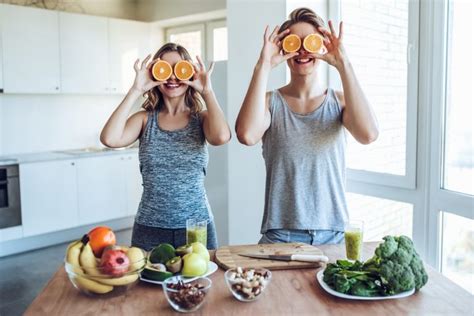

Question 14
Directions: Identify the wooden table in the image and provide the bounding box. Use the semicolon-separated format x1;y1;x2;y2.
25;243;472;315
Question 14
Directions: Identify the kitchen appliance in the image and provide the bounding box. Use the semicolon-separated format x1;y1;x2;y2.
0;164;22;229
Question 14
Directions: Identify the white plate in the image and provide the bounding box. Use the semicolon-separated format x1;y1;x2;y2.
140;261;218;285
316;270;415;300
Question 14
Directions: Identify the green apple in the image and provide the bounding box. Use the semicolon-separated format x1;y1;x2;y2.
191;242;210;262
181;253;207;277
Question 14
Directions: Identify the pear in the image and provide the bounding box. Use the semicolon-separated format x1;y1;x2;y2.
191;242;210;263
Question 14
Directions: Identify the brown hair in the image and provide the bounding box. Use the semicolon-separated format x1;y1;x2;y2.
279;7;326;35
142;43;204;113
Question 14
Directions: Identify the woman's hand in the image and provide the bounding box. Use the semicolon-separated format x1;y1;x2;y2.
259;25;299;68
182;56;215;95
131;55;163;94
316;20;349;71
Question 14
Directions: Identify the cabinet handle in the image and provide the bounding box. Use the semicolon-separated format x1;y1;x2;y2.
71;162;75;166
55;86;59;90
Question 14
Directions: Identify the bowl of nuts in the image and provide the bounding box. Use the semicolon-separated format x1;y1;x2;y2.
224;267;272;302
162;276;211;313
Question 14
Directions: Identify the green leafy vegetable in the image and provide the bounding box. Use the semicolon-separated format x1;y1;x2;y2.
323;235;428;297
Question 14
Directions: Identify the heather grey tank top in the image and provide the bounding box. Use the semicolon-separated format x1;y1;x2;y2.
135;109;212;228
261;88;348;233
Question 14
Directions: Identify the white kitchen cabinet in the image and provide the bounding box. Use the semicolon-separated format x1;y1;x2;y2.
76;155;127;225
1;4;60;94
20;160;78;237
124;154;142;216
59;12;108;94
108;19;150;94
0;4;4;91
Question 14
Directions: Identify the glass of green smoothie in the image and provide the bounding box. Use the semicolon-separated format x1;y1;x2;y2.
186;219;208;247
344;220;364;261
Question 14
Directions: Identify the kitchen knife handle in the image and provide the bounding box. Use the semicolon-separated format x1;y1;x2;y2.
291;254;329;263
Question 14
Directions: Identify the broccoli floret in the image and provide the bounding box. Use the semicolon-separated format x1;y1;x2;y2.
374;235;398;258
410;254;429;290
379;261;415;294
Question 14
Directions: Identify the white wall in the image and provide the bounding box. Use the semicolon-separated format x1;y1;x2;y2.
0;0;139;20
205;61;228;246
136;0;226;22
227;0;287;245
0;95;142;155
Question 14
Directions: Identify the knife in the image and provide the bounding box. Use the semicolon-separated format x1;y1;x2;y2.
239;253;329;263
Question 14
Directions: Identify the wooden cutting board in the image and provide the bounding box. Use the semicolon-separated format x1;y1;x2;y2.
215;243;325;270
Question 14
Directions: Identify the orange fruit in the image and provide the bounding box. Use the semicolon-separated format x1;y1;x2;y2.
174;60;194;81
303;33;324;53
152;60;172;81
87;226;116;258
282;34;301;53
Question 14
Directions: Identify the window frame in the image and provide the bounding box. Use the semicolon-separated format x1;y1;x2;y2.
165;19;227;62
330;0;420;189
165;23;206;59
206;19;227;62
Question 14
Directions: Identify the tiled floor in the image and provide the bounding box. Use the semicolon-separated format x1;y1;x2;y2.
0;228;132;316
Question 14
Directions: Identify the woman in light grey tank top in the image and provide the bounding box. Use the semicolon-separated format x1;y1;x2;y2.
101;43;231;250
236;8;379;245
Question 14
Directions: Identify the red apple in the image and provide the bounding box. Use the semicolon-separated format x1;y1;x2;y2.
100;249;130;276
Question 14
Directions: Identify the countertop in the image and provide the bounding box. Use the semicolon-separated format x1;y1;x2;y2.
0;146;138;166
24;242;473;315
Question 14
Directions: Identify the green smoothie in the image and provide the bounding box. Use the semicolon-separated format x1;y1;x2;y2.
186;227;207;246
345;230;363;260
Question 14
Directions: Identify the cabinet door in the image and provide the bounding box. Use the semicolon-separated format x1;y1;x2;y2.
20;160;78;237
124;154;142;216
76;156;126;225
2;5;60;94
59;12;108;94
0;4;3;91
108;19;150;94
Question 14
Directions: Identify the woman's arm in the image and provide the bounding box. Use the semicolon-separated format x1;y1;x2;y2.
317;21;379;144
236;26;298;146
183;56;231;146
100;55;163;148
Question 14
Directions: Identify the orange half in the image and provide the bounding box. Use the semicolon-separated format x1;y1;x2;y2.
152;60;172;81
282;34;301;53
174;60;194;81
303;34;323;53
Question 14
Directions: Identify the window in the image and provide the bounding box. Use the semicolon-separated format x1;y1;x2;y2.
441;212;474;294
341;0;413;178
166;20;227;62
346;193;413;241
443;0;473;196
166;24;204;60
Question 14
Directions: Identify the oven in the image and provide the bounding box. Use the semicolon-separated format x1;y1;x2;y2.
0;164;22;229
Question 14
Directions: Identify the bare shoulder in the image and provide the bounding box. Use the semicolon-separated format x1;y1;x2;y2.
130;110;148;128
334;90;346;108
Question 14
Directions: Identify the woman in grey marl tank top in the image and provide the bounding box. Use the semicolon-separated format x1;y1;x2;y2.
236;8;379;245
101;43;231;250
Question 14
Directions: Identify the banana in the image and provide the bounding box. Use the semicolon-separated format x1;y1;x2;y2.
66;240;84;274
73;276;114;294
66;239;114;294
79;242;102;276
93;273;139;286
127;247;146;271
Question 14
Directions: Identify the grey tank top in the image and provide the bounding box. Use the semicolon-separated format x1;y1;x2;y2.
261;88;348;233
135;109;212;229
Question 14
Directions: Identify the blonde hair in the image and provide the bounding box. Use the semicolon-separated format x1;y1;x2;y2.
279;7;326;35
142;43;204;113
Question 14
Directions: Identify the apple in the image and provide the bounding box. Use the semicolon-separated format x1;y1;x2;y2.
181;253;207;277
100;248;130;276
